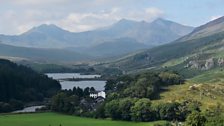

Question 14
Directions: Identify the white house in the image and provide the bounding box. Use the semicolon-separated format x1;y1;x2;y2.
90;91;106;98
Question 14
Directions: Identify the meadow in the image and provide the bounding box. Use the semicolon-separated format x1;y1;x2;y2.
0;112;166;126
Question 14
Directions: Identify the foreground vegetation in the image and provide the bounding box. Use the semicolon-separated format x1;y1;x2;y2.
0;113;167;126
1;59;223;125
48;71;224;125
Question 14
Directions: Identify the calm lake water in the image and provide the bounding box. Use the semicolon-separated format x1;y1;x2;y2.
46;73;106;91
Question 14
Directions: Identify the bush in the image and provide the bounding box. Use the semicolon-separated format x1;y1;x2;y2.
205;115;224;126
186;111;207;126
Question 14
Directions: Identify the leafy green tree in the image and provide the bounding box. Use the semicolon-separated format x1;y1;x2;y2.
94;103;106;119
157;102;182;121
51;92;67;112
159;72;183;85
131;98;153;121
105;79;116;91
106;92;120;102
105;99;120;120
118;98;137;121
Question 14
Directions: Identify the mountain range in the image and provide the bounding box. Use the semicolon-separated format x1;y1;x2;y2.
0;18;194;60
0;18;193;48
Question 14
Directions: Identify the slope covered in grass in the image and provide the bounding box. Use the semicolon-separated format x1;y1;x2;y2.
154;82;224;110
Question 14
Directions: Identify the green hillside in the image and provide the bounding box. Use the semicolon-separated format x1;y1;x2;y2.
107;17;224;81
110;31;224;72
0;43;91;62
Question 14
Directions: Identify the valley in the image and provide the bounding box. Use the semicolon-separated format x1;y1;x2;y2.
0;1;224;125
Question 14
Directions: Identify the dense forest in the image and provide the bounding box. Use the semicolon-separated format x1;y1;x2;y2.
0;59;61;112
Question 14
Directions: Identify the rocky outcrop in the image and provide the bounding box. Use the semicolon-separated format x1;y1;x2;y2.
186;57;216;70
204;58;214;70
218;58;224;66
188;61;200;69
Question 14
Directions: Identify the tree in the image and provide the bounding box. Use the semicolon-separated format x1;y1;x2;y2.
90;87;95;92
105;79;116;91
76;87;84;97
72;87;77;94
105;99;120;120
158;102;181;121
83;87;90;97
94;103;106;119
159;72;183;85
131;98;153;121
186;111;207;126
51;92;67;112
118;98;137;121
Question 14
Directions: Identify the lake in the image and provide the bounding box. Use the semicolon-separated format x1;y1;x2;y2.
46;73;106;91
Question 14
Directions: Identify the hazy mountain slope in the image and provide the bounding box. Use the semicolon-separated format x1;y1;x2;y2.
0;24;75;48
109;16;224;72
69;38;148;57
0;43;91;62
0;18;194;48
72;18;194;46
89;38;147;57
177;16;224;42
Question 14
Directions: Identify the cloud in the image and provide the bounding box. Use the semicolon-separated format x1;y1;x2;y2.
55;7;164;33
145;7;164;18
2;0;70;5
0;0;163;34
210;15;222;21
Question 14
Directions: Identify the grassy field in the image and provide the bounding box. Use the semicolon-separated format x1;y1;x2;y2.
0;112;167;126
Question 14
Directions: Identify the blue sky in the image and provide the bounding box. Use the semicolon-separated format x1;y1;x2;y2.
0;0;223;35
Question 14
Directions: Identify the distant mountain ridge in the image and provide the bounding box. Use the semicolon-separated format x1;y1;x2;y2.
0;18;194;49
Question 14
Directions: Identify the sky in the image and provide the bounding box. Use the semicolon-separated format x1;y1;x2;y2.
0;0;224;35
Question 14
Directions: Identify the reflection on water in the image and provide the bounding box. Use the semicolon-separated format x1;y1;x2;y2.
60;80;106;90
